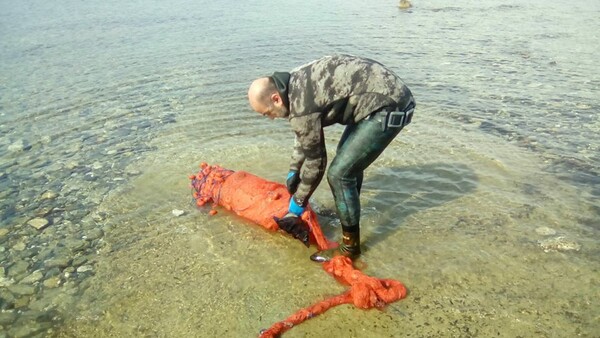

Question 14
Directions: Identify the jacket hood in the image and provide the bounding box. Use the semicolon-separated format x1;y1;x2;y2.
271;71;291;110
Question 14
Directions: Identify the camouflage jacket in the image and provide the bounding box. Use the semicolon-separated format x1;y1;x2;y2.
274;54;412;207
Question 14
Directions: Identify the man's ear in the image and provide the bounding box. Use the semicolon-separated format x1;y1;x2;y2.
270;93;283;106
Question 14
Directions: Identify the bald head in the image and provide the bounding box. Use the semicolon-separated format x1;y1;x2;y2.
247;77;289;119
248;77;276;110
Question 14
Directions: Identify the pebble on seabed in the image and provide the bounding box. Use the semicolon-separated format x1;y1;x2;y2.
172;209;185;217
76;265;94;273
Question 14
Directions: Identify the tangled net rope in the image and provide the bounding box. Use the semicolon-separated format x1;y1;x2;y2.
259;256;407;337
190;163;407;337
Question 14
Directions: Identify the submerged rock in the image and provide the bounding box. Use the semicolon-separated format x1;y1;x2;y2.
8;139;31;153
7;284;36;296
20;270;44;284
0;276;15;287
538;236;581;252
43;276;61;288
399;0;412;9
535;226;557;236
41;191;58;200
76;265;93;273
28;217;50;230
0;228;9;238
0;310;17;325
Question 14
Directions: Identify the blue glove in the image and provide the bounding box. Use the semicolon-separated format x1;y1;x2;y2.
288;197;305;216
286;170;301;194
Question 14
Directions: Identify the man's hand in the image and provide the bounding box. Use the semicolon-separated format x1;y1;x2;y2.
274;213;310;247
286;170;301;195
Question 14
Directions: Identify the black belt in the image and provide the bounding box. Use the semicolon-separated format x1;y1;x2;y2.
369;100;415;132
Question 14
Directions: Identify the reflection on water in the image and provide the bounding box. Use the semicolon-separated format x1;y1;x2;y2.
1;0;599;336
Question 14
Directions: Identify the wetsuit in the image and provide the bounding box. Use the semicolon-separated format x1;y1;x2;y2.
272;54;415;230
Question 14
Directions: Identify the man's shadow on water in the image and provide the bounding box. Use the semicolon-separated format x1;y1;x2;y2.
317;163;478;248
363;163;478;248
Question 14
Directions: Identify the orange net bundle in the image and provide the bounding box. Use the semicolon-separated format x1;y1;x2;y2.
259;256;408;338
190;162;333;250
189;163;408;337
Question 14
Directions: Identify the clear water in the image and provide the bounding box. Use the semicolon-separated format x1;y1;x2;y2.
1;0;598;337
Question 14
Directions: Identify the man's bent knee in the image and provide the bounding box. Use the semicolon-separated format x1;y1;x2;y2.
327;167;354;188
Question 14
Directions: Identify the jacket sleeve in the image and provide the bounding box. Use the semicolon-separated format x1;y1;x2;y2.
289;135;305;172
289;113;327;207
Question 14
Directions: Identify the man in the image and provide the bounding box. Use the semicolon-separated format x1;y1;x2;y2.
247;54;415;262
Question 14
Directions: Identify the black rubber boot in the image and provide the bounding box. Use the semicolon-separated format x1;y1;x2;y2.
310;229;361;263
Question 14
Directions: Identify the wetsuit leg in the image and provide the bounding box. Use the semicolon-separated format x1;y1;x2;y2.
337;124;364;195
327;115;404;228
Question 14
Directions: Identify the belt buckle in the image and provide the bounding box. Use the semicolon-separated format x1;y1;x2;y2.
381;104;414;132
387;110;405;128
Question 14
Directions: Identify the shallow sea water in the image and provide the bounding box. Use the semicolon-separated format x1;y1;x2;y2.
0;0;599;337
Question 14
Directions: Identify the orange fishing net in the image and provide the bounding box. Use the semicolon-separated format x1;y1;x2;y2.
190;163;407;337
190;162;333;250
